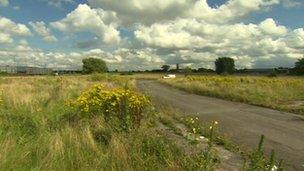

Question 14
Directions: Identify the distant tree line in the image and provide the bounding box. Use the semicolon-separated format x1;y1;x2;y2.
80;57;304;76
157;57;304;76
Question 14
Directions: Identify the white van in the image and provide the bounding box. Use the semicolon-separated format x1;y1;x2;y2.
162;74;176;79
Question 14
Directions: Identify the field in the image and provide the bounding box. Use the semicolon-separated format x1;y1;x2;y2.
0;74;284;170
161;75;304;115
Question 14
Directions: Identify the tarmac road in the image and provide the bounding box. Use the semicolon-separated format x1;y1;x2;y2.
137;80;304;170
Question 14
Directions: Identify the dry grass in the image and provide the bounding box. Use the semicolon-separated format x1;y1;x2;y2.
0;75;218;170
161;75;304;115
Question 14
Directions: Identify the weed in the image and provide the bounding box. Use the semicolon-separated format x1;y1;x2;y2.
68;84;150;131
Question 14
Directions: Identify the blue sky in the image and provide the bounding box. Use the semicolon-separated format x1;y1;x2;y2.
0;0;303;70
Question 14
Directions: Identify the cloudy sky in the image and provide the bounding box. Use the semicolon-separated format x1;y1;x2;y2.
0;0;303;70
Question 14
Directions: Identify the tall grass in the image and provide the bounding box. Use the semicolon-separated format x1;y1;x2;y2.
162;75;304;115
0;75;217;170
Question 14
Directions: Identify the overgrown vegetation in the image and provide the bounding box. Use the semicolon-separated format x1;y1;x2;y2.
0;74;286;170
162;75;304;115
0;75;220;170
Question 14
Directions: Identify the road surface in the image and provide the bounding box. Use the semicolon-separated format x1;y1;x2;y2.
137;80;304;170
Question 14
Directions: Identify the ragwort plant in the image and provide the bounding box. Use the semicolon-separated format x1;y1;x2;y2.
69;84;150;131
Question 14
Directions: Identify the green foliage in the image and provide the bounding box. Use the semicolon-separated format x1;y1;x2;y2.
161;65;170;72
249;135;281;171
0;71;9;76
294;58;304;75
141;135;182;165
0;76;219;170
184;66;193;76
82;58;108;74
90;73;108;81
182;149;218;170
69;84;151;131
215;57;235;74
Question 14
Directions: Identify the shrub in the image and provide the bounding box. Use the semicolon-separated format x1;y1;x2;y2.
69;84;150;131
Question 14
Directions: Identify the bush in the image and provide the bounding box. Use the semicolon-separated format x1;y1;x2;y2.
69;84;150;131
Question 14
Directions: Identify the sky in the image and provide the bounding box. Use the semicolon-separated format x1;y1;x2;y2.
0;0;304;70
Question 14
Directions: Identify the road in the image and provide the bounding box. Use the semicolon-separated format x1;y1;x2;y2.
137;80;304;170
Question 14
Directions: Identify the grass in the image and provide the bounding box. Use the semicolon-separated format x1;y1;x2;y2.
161;75;304;115
0;74;286;170
0;75;219;170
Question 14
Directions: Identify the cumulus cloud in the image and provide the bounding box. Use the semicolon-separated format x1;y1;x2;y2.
88;0;280;25
0;33;13;43
1;0;303;70
284;28;304;49
134;17;303;69
0;16;31;44
135;18;288;49
29;21;57;42
0;0;9;6
51;4;121;44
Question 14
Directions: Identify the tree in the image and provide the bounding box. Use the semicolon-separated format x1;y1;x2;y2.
294;58;304;75
215;57;235;74
82;58;108;74
161;65;170;72
184;66;192;77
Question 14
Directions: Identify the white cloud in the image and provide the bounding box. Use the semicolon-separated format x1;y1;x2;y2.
0;16;32;36
135;18;288;49
0;33;13;43
0;0;9;6
51;4;121;44
29;21;57;42
0;16;31;44
134;17;303;69
1;0;303;70
259;18;287;36
88;0;280;25
284;28;304;49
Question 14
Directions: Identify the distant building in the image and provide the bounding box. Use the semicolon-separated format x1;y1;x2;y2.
0;65;53;75
0;65;17;74
17;66;53;75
